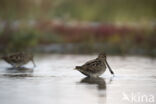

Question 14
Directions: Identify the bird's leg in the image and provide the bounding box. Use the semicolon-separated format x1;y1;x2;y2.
31;58;36;67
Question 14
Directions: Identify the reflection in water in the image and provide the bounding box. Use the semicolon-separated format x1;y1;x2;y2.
80;77;107;104
3;67;33;77
80;77;106;90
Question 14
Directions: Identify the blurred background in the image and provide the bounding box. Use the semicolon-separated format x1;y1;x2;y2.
0;0;156;56
0;1;156;104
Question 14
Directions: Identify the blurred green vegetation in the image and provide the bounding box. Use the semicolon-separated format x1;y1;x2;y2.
0;0;156;22
0;0;155;56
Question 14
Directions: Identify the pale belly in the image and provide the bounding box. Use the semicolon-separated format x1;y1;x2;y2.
80;67;106;77
10;61;28;67
91;68;106;77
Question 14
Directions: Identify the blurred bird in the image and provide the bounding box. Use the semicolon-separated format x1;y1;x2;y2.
75;53;114;77
1;52;36;68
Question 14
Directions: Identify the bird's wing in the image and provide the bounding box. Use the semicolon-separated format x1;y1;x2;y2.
84;59;96;65
82;59;103;73
84;59;102;66
8;54;24;62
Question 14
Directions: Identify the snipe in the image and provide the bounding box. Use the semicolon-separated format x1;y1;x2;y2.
75;53;114;77
1;52;36;68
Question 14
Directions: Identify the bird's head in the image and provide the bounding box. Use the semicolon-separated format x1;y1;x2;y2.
98;53;106;60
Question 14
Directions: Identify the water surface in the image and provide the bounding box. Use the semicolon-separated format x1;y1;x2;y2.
0;55;156;104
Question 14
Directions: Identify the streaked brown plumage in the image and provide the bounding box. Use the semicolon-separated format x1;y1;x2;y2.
1;52;36;68
75;53;114;77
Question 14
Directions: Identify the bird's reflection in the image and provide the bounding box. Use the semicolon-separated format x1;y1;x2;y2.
4;67;33;77
80;77;106;90
80;77;107;104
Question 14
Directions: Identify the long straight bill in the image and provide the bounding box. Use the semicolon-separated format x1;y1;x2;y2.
105;59;114;75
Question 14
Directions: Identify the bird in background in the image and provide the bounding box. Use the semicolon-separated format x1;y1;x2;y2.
1;52;36;68
75;53;114;77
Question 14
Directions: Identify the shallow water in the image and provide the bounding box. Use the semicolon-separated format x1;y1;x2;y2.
0;54;156;104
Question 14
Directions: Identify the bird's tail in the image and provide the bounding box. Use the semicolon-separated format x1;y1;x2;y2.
75;66;82;70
